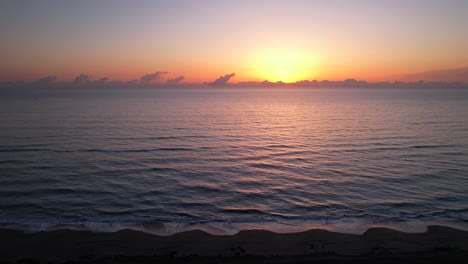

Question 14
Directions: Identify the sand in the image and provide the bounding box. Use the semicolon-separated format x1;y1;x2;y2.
1;225;467;263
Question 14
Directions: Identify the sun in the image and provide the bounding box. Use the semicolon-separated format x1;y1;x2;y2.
249;49;316;83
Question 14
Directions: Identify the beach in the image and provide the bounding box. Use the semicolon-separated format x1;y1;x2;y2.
3;1;468;263
1;225;467;263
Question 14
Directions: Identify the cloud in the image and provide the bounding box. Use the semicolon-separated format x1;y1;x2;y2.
95;77;109;83
167;75;184;84
34;75;57;84
88;77;110;86
140;71;168;84
396;67;468;83
73;74;91;84
344;78;358;83
210;72;235;85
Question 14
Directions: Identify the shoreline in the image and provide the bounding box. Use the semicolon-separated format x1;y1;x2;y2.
2;219;468;236
1;225;467;263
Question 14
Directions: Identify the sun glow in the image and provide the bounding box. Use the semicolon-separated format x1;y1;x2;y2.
249;49;317;83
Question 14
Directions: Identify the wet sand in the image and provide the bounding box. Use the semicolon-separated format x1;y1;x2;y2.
1;225;467;263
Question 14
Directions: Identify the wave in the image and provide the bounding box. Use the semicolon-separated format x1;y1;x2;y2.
0;147;197;153
221;207;268;215
1;218;467;236
0;148;48;152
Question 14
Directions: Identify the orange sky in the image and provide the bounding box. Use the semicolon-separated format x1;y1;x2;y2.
1;1;468;84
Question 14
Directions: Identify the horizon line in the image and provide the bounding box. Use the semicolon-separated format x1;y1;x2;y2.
2;78;468;89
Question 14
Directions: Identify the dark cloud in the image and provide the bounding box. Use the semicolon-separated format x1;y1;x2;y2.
87;77;110;87
210;72;235;85
344;78;358;83
73;74;90;84
34;75;56;84
167;75;184;84
95;77;109;83
140;71;168;84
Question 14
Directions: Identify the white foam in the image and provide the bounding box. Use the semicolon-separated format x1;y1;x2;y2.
2;219;468;236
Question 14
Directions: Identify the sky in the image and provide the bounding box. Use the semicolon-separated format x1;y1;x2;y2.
1;0;468;84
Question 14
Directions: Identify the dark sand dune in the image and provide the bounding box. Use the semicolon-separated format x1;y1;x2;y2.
1;226;467;263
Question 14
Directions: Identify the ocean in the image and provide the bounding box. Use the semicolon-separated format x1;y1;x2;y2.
1;87;467;235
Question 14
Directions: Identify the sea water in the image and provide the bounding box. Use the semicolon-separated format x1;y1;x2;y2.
1;87;467;235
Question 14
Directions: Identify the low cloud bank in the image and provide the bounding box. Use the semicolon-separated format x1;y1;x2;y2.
210;73;235;85
140;72;168;84
167;75;184;84
34;75;56;84
396;67;468;83
73;74;91;84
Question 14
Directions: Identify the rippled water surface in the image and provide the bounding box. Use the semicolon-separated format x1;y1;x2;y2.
1;87;468;233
